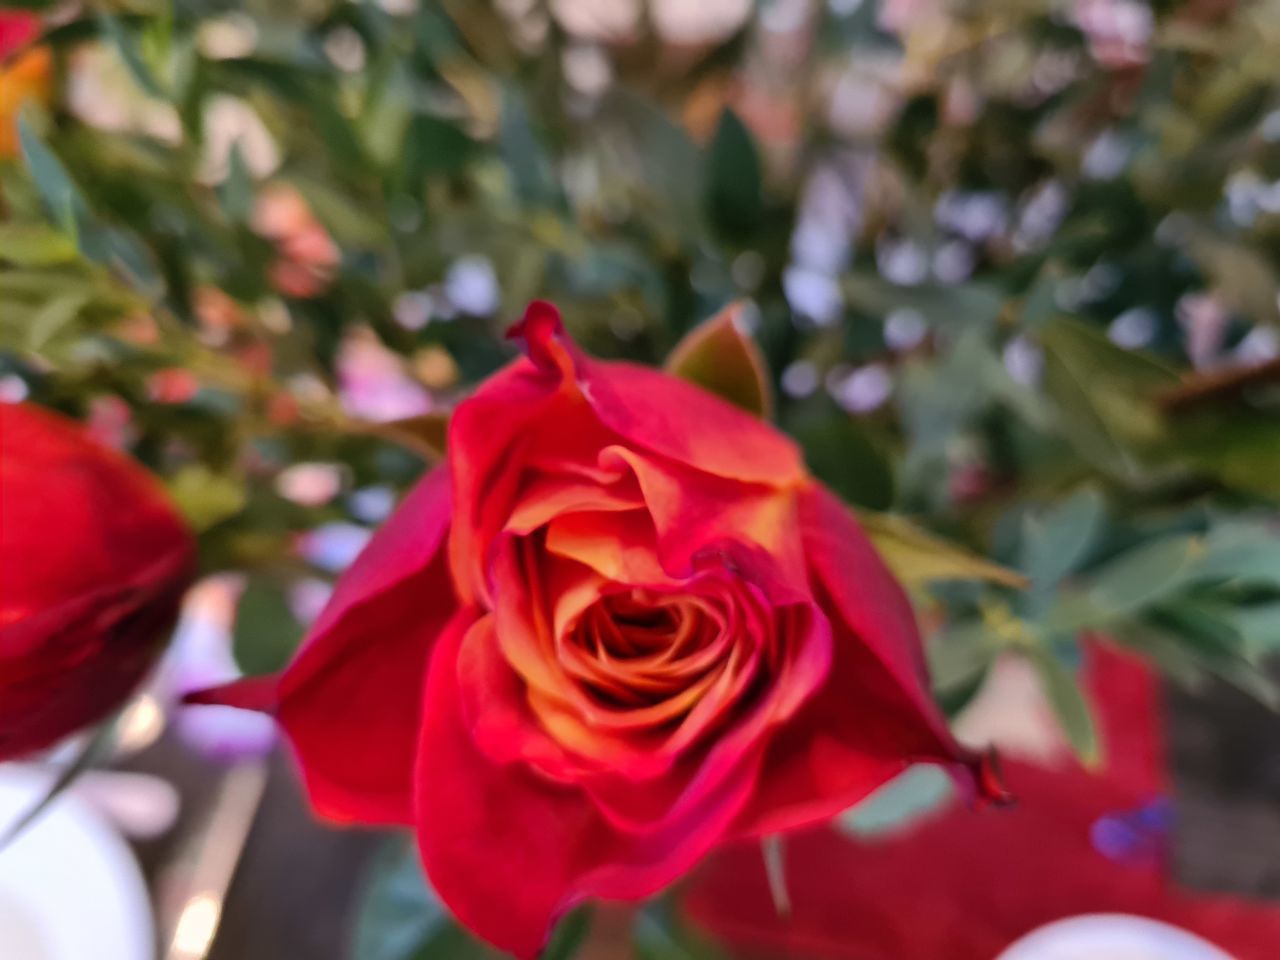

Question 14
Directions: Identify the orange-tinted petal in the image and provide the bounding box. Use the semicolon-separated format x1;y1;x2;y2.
415;610;752;958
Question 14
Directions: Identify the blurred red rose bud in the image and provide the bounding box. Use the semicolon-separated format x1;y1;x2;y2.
0;402;196;760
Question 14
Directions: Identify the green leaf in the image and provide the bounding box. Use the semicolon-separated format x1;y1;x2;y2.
1019;486;1106;611
96;12;165;99
843;275;1004;330
597;90;704;230
788;399;894;510
541;908;593;960
217;142;255;224
1224;602;1280;655
167;465;248;532
283;176;386;249
1185;232;1280;326
233;578;304;677
928;621;998;700
665;302;772;418
1178;413;1280;498
1039;318;1179;483
24;291;91;352
706;107;763;239
402;114;476;184
1028;645;1101;767
19;117;88;239
353;840;590;960
353;841;456;960
499;87;557;206
1127;611;1280;708
0;224;79;266
838;764;956;838
1081;535;1204;623
17;119;164;300
858;511;1029;589
634;901;724;960
897;328;1026;482
1196;522;1280;585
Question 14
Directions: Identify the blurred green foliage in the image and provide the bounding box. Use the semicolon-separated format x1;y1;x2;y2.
2;0;1280;953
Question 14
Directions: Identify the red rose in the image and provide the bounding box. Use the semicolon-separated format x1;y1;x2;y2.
191;302;998;957
0;402;195;759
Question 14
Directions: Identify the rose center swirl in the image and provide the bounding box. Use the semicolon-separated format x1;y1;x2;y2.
548;579;775;743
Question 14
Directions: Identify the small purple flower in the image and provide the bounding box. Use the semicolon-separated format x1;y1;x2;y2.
1091;796;1172;865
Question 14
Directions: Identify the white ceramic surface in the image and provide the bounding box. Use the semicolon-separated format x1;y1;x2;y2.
996;914;1235;960
0;771;154;960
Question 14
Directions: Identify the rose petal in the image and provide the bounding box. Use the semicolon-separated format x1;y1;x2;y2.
1;403;193;759
448;355;615;605
598;446;807;583
798;485;945;737
416;612;751;958
0;402;194;626
449;302;806;602
731;607;966;836
728;485;991;834
584;363;802;489
190;467;455;824
1;569;186;758
307;466;453;640
280;468;455;824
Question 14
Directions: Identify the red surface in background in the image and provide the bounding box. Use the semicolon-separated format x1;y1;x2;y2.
685;645;1280;959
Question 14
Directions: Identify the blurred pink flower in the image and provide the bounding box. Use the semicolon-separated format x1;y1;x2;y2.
252;184;340;299
335;328;432;423
1076;0;1153;68
85;395;136;450
194;285;248;345
147;369;201;405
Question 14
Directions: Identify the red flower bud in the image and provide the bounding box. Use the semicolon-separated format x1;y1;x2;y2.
1;403;195;759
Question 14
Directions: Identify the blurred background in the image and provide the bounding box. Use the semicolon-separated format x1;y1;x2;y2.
1;0;1279;958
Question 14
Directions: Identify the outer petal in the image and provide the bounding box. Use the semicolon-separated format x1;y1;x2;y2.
190;468;455;825
1;403;194;758
0;557;188;759
732;596;970;836
581;359;803;487
510;301;805;488
798;485;953;742
731;485;994;834
447;361;568;605
416;613;753;959
0;402;193;629
448;302;808;601
283;468;457;824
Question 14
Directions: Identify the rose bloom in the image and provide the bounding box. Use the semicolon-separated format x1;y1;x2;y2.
0;12;52;158
0;403;195;759
192;302;1000;957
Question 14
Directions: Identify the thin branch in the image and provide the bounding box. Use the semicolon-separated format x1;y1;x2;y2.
1157;357;1280;412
